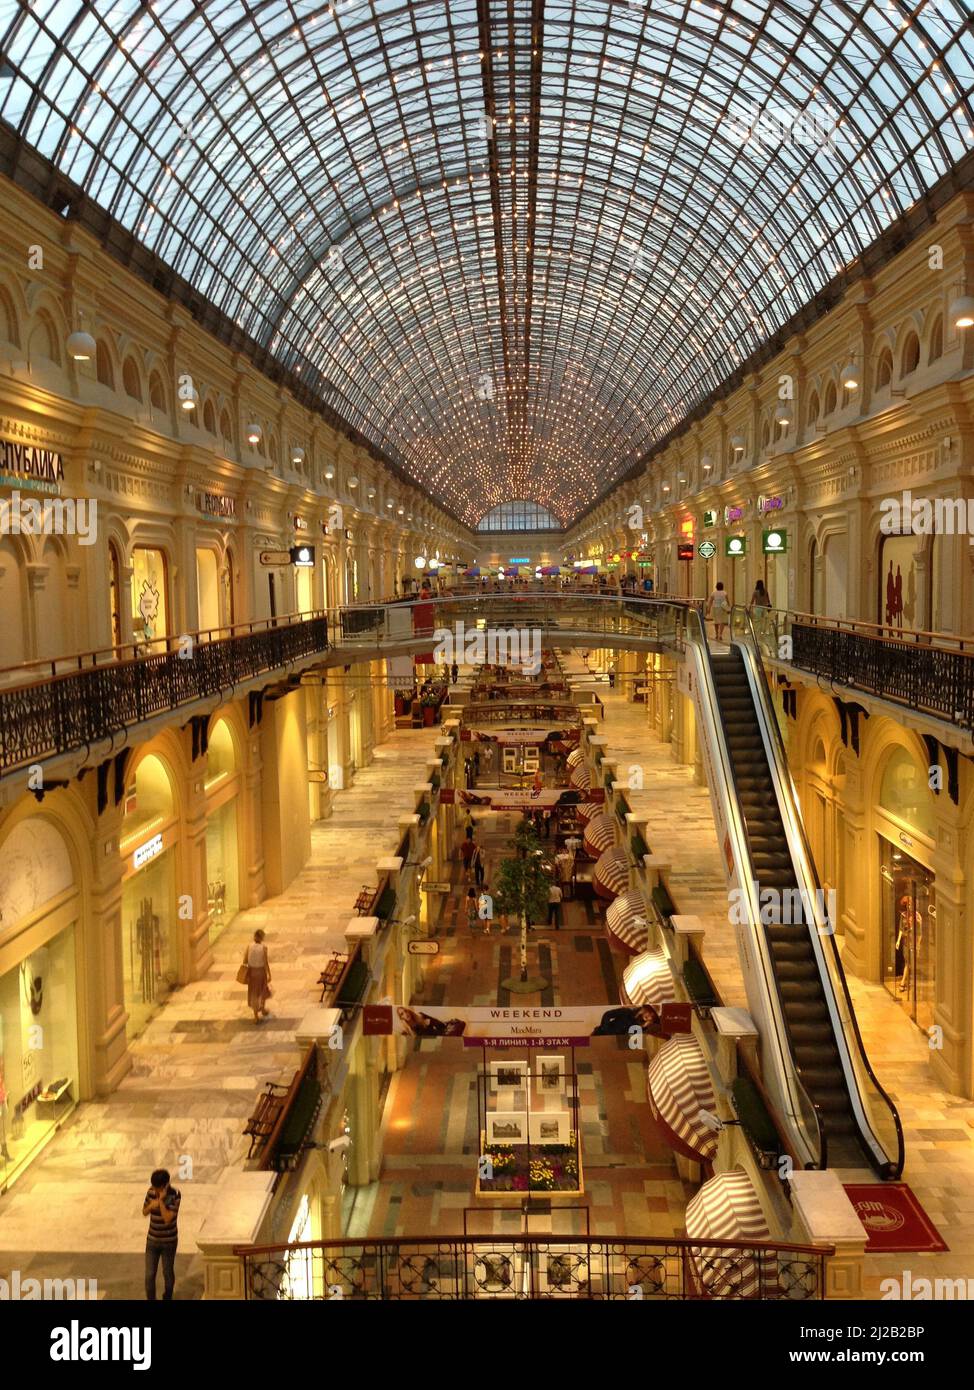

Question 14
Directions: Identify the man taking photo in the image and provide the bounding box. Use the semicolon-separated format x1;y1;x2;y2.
143;1167;181;1300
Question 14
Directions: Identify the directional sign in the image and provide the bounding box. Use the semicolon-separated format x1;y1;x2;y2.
260;549;292;567
407;940;440;956
698;539;717;559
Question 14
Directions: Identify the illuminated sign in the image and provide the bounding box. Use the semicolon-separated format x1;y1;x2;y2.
0;440;64;495
133;833;164;870
292;515;308;531
702;510;717;528
509;557;530;564
290;544;316;567
698;540;717;560
197;491;235;518
724;505;745;524
725;535;747;557
758;495;784;514
762;528;788;554
679;518;695;541
677;542;695;561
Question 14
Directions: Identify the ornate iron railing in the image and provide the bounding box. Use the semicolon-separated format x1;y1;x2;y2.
0;614;329;773
235;1234;830;1301
785;616;974;729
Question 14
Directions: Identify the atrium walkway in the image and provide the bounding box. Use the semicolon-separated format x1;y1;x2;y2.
0;724;442;1299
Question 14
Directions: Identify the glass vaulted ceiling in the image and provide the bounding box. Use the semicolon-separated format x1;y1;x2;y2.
1;2;972;526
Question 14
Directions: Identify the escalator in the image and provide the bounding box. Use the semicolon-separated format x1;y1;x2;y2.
711;648;862;1167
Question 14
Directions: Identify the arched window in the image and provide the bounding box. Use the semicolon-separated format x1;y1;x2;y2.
901;331;920;376
760;417;771;448
928;315;943;364
806;390;820;427
875;347;893;389
203;398;216;434
0;288;21;347
220;409;234;448
96;340;114;388
122;356;142;400
149;370;167;410
823;380;837;415
475;500;562;531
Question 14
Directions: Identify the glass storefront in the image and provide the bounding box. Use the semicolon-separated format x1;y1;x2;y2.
206;801;240;946
131;546;169;645
0;924;78;1191
880;839;936;1032
121;849;176;1040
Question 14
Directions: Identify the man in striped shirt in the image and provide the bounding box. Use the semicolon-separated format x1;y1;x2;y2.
143;1167;180;1300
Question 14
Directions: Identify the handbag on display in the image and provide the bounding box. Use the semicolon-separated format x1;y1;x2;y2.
236;961;249;985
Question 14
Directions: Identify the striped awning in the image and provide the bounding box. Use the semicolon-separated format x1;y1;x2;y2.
685;1168;772;1300
583;811;615;858
647;1034;718;1164
566;747;585;769
574;799;598;824
607;891;651;954
621;948;674;1006
570;762;591;792
593;846;629;899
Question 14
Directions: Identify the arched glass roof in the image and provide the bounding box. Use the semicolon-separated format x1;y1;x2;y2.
1;1;972;525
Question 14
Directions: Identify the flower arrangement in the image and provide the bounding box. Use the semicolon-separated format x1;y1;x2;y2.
480;1137;581;1193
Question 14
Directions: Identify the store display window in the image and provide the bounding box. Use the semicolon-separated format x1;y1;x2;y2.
881;840;936;1032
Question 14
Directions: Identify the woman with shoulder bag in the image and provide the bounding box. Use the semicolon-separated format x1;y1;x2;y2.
238;929;272;1023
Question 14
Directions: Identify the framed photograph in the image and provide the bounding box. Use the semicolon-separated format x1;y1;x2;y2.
487;1111;528;1145
529;1110;571;1146
535;1055;566;1093
489;1060;528;1093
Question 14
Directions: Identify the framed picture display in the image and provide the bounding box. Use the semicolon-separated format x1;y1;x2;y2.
502;746;518;774
535;1055;565;1093
487;1111;529;1145
489;1059;529;1092
529;1110;571;1146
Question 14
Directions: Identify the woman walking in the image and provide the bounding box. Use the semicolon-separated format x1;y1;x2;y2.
241;929;272;1023
749;579;771;641
706;580;731;642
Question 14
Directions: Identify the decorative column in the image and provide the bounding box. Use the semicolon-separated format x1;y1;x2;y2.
88;799;131;1094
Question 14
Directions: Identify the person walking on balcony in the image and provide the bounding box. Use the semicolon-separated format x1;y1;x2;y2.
450;661;459;685
240;929;272;1022
460;830;477;882
749;579;771;643
706;581;730;642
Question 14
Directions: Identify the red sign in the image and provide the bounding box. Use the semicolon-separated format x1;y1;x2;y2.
677;543;695;561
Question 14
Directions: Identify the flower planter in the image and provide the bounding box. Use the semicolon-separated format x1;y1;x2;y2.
422;704;436;726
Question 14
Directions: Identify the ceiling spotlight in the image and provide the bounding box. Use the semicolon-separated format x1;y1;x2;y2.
290;445;305;465
66;330;96;362
246;422;262;445
950;293;974;330
840;359;859;390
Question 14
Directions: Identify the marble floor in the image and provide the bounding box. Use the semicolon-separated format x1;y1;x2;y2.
0;723;443;1299
578;660;974;1296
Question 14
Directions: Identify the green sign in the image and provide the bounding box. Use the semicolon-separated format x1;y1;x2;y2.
698;539;717;559
762;527;788;554
725;535;747;557
703;510;717;528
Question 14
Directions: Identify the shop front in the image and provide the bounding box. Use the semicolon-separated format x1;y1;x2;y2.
205;719;242;945
131;546;170;647
0;815;81;1192
876;746;937;1033
120;754;179;1039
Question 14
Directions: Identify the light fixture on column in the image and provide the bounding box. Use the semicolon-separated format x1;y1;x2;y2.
730;432;745;457
66;329;96;361
180;386;199;412
387;499;394;508
290;444;305;465
398;506;405;515
840;357;859;391
414;555;427;569
702;455;713;472
246;422;262;446
774;402;791;428
950;290;974;329
367;486;376;499
324;465;334;480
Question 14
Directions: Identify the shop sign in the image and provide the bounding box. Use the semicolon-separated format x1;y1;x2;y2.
290;543;316;567
407;941;440;956
698;539;717;559
197;491;235;518
757;495;784;513
132;832;163;870
762;527;788;554
292;515;308;531
363;1003;678;1046
679;518;695;541
509;556;530;564
260;549;292;566
724;504;745;523
702;510;717;528
0;440;64;495
677;542;694;561
725;535;747;557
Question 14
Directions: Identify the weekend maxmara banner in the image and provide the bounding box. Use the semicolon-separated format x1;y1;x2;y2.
363;1002;692;1047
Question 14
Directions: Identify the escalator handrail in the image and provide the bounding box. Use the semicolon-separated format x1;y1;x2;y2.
684;607;828;1171
733;606;905;1180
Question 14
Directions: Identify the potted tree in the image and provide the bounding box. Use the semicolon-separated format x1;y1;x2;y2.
421;691;438;726
494;818;552;993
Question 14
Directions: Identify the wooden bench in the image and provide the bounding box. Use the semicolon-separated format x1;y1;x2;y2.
317;951;348;1002
353;885;376;915
243;1081;290;1159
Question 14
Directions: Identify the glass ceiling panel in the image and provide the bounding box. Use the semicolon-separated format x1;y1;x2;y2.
0;0;972;525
